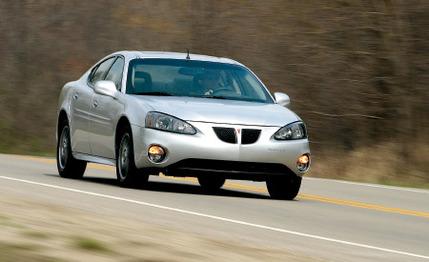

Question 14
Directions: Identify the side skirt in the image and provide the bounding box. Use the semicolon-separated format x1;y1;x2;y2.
73;152;116;166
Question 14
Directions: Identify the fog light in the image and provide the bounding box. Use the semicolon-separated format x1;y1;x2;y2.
148;145;166;163
297;154;310;172
298;155;309;164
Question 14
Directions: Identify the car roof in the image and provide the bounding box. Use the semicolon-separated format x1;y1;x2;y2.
112;50;244;66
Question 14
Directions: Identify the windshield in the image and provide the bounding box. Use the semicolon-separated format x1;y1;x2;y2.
126;59;274;103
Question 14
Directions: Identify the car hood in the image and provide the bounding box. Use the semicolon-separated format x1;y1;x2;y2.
135;96;300;127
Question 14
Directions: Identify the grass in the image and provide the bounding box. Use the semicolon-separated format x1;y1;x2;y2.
0;215;10;223
0;121;55;157
0;219;26;229
377;179;429;190
1;243;40;251
0;142;54;157
310;144;429;190
310;174;429;190
72;237;111;253
21;231;50;239
0;242;56;262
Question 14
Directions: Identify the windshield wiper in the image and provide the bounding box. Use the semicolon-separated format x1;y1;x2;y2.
134;91;173;96
201;95;228;100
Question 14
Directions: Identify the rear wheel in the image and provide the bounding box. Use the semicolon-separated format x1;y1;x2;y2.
198;176;225;193
116;130;148;188
56;123;86;178
266;175;302;200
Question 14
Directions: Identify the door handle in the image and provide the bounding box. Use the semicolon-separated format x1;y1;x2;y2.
72;93;79;100
93;100;98;108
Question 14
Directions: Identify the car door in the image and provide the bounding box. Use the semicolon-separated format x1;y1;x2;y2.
71;56;116;155
89;56;125;159
70;79;94;154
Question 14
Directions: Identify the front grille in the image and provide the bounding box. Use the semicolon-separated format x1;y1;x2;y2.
241;129;261;144
213;127;237;144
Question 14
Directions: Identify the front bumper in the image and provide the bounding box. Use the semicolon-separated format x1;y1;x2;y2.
131;121;311;177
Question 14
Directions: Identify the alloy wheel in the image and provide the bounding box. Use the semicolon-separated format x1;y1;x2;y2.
58;126;70;170
118;134;130;180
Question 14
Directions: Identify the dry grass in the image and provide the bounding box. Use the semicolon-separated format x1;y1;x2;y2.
311;142;429;188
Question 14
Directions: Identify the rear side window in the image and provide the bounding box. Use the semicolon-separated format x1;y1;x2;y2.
105;57;125;90
89;57;116;85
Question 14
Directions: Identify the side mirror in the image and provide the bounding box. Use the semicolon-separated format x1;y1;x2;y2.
94;81;118;99
274;92;290;107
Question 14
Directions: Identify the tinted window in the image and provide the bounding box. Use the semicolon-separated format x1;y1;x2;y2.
126;59;273;103
105;57;125;90
89;57;115;84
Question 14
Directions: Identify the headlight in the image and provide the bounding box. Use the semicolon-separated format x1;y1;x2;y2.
274;121;307;140
145;112;196;135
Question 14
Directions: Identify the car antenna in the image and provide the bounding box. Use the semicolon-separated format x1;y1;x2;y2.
186;48;190;60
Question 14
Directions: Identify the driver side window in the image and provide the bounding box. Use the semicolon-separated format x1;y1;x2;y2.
88;57;116;85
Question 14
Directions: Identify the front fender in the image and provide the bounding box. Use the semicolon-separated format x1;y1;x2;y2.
121;95;155;127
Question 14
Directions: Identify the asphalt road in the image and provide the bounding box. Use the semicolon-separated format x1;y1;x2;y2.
0;153;428;261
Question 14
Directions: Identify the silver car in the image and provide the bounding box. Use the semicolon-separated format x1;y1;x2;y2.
56;51;310;200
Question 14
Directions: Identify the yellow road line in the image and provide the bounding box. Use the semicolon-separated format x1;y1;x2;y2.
299;194;429;218
20;155;429;219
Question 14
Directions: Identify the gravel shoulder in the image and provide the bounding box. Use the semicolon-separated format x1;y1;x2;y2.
0;194;320;262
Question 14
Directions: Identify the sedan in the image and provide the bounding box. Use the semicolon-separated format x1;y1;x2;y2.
56;51;310;200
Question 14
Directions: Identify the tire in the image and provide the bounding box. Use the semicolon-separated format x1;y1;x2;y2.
266;175;302;200
116;130;148;188
198;176;225;193
56;122;87;179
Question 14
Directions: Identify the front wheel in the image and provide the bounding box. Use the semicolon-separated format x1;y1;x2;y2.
266;175;302;200
198;176;225;193
116;131;148;188
56;124;87;178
